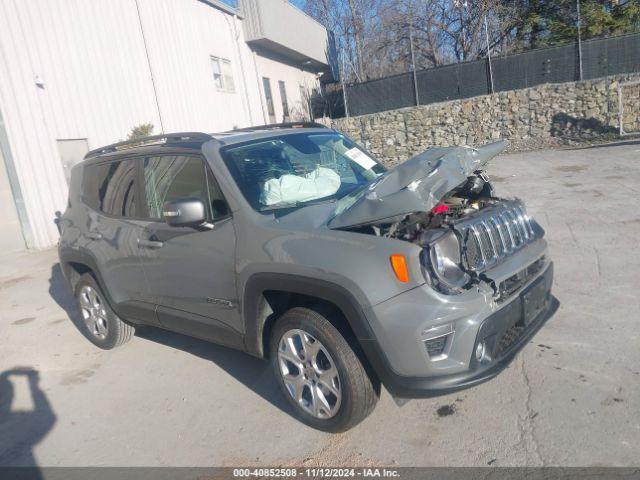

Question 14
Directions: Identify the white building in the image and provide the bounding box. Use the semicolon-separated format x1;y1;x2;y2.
0;0;334;251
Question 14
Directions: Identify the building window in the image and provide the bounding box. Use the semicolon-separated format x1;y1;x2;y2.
211;56;235;93
262;77;276;122
278;81;289;121
299;85;309;118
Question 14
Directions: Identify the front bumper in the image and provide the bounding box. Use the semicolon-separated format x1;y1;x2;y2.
360;261;557;399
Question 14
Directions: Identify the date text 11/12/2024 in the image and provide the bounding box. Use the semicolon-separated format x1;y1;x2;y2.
232;468;400;478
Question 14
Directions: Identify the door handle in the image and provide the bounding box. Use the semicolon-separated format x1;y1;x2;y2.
138;239;164;249
87;231;102;240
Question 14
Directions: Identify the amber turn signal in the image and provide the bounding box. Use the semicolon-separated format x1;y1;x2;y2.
390;254;410;283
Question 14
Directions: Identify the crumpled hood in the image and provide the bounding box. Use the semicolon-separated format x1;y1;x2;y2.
328;140;506;229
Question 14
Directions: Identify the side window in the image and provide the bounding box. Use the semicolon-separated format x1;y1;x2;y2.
143;155;229;221
83;159;137;217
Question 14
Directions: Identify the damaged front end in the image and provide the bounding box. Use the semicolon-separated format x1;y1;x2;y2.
330;139;545;295
417;198;544;295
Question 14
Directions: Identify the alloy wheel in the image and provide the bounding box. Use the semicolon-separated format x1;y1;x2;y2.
277;329;342;419
78;285;109;340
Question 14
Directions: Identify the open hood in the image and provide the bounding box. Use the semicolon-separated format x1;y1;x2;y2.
328;140;506;229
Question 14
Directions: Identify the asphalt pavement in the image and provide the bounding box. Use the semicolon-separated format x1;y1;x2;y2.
1;141;639;467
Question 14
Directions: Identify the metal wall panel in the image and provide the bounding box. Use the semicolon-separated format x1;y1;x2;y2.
0;0;162;249
135;0;263;133
0;137;25;253
0;0;318;249
241;0;330;67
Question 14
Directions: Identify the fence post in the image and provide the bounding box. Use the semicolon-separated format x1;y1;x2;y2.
484;14;494;94
577;0;584;80
409;23;420;106
340;47;350;118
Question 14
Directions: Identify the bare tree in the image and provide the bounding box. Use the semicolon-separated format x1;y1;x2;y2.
302;0;520;81
347;0;367;79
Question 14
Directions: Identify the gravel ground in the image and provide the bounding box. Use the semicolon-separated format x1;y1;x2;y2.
1;141;639;467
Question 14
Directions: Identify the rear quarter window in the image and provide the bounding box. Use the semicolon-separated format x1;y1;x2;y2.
82;159;138;217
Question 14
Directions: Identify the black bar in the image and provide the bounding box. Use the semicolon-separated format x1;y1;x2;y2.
85;132;213;159
229;122;329;133
0;467;638;480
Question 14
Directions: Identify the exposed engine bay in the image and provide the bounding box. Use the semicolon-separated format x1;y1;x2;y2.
344;169;543;295
329;140;543;295
349;170;498;243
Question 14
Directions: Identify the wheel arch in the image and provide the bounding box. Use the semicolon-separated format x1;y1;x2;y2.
59;248;111;302
242;273;376;360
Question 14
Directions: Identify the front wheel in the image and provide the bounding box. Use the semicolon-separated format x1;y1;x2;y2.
270;307;379;432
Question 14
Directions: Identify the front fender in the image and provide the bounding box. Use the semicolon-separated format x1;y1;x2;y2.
241;272;376;358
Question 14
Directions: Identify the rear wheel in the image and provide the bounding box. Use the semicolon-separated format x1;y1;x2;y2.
74;273;134;349
270;307;379;432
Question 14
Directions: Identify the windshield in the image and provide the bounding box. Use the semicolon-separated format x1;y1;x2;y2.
220;132;386;211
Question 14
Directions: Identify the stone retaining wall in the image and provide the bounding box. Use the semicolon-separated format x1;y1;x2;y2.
620;80;640;135
332;74;640;166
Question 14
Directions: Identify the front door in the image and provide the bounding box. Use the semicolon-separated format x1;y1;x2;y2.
137;153;242;347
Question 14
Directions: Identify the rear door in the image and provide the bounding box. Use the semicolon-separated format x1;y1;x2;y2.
136;153;242;347
81;157;157;324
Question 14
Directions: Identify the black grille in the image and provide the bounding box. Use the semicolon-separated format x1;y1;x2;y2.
495;323;526;357
424;336;447;357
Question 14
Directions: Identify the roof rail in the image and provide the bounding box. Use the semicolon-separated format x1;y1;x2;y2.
229;122;330;133
85;132;213;159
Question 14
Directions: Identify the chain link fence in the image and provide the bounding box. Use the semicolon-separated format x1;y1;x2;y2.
313;32;640;119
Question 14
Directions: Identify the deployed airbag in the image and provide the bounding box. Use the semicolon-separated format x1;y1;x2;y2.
260;167;341;206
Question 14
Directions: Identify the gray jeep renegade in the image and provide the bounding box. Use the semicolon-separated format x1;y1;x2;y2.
58;123;557;432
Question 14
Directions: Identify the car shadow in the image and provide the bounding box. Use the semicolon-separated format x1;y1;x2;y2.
47;264;93;344
47;263;291;417
135;327;291;415
0;367;56;476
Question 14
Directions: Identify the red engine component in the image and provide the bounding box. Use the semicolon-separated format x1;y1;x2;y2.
430;204;450;215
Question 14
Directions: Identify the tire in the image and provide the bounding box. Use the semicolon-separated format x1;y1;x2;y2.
74;273;135;350
270;307;379;432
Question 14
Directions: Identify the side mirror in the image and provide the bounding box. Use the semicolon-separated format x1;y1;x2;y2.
162;198;206;228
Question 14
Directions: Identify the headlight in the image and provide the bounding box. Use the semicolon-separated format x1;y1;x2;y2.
421;230;470;294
